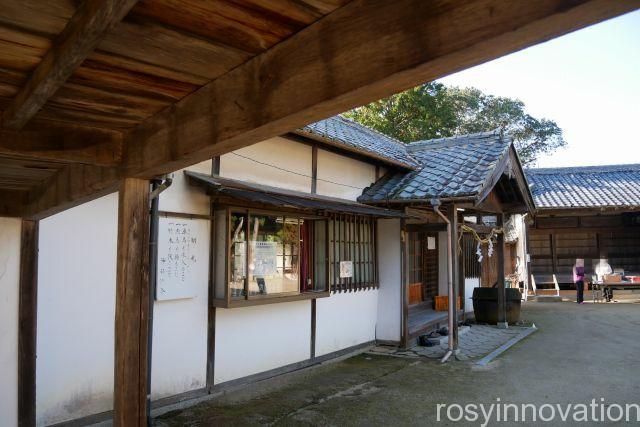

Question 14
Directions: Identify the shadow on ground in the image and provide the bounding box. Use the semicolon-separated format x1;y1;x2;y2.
155;302;640;426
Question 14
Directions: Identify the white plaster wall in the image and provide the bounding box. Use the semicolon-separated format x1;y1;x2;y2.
214;300;310;384
220;137;312;192
316;149;376;200
37;194;118;426
159;160;212;215
376;219;401;343
464;278;480;313
152;161;211;399
316;290;378;357
0;218;21;427
150;288;209;399
438;231;448;296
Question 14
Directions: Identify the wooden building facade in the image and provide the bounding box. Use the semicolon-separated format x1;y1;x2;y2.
527;165;640;287
0;1;637;425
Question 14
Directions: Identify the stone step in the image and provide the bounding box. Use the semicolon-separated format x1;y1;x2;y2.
534;295;563;302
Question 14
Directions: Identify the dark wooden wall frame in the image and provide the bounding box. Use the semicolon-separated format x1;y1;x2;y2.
18;219;38;427
310;147;318;359
206;158;218;391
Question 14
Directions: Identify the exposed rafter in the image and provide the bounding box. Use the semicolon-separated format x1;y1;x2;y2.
21;0;640;219
1;0;139;130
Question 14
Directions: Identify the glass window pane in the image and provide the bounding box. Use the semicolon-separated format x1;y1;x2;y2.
248;214;299;297
229;212;247;299
313;220;327;292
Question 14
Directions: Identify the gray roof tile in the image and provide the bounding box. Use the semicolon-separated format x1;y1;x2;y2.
526;164;640;209
297;116;418;169
359;131;511;203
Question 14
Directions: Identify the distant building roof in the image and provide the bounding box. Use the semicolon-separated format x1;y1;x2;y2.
359;131;512;203
295;115;418;169
526;164;640;209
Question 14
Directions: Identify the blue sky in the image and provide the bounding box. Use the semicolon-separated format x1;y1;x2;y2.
439;10;640;169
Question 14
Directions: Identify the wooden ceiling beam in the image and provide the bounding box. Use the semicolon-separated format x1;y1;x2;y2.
123;0;639;178
25;162;121;220
1;0;139;130
0;189;27;217
24;0;640;219
0;126;123;166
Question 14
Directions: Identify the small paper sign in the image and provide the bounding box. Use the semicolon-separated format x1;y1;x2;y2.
340;261;353;278
427;236;436;250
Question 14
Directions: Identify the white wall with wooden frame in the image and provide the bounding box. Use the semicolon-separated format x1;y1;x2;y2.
17;134;395;424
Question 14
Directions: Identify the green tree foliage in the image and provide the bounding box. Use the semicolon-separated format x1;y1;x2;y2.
344;82;565;165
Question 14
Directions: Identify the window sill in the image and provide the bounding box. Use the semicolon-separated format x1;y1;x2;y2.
213;291;330;308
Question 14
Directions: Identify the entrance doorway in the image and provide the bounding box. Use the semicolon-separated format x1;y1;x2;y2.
407;232;439;306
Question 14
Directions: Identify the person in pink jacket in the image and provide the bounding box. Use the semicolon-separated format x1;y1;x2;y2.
573;258;585;304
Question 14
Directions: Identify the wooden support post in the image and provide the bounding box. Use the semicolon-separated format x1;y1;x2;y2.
550;233;558;274
400;219;409;349
458;211;466;316
448;206;459;348
113;178;151;427
310;299;317;359
18;220;38;427
497;214;507;328
524;220;532;297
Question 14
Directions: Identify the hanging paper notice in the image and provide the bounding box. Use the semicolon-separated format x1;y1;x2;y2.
340;260;353;278
427;236;436;250
251;241;278;276
157;217;209;300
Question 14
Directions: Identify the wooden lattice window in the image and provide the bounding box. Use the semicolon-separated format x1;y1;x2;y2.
328;214;378;292
463;234;481;279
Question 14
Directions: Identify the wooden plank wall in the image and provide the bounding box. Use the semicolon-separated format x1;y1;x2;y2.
530;213;640;286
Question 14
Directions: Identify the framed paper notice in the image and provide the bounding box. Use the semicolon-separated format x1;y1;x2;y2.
340;260;353;278
251;241;278;277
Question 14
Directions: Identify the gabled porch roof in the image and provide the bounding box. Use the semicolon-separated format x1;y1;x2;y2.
358;131;535;213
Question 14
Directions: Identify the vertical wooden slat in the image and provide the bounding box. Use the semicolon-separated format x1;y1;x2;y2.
458;213;466;314
372;218;379;288
310;298;317;359
114;178;150;427
363;218;369;289
400;219;409;348
497;213;507;327
448;206;459;345
311;146;318;194
348;215;353;292
212;156;221;175
357;216;362;291
244;211;250;299
325;218;330;293
18;219;38;427
331;215;336;292
550;233;557;274
337;214;342;292
342;215;347;292
206;200;216;391
524;220;532;295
